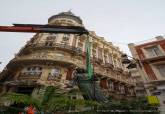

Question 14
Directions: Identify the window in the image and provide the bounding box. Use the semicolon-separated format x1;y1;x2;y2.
49;33;58;36
104;54;109;63
109;55;113;64
98;48;102;60
51;68;60;77
78;42;83;51
156;64;165;77
48;68;61;80
109;81;114;91
145;46;163;58
62;34;70;42
17;87;34;95
92;48;97;57
153;91;161;95
63;37;69;42
22;66;42;76
129;88;135;96
114;83;119;91
45;41;53;47
46;35;57;41
120;86;125;94
114;59;117;67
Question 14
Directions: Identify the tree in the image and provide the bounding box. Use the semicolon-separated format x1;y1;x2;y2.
0;86;100;113
0;92;41;113
41;86;100;113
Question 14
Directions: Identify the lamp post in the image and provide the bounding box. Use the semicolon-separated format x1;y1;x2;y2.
121;53;151;96
86;35;96;100
86;35;93;80
121;54;141;69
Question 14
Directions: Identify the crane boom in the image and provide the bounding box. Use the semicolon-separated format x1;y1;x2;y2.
0;24;89;34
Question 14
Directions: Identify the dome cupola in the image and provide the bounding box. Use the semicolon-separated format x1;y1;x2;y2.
48;11;83;26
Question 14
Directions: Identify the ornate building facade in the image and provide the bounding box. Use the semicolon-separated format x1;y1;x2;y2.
0;11;135;100
128;36;165;112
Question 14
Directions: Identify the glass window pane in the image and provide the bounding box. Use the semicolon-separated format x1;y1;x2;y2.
157;64;165;77
146;46;162;57
51;68;60;77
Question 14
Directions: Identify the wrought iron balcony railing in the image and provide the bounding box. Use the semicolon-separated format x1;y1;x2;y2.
113;67;123;72
47;74;61;82
92;57;103;64
18;72;42;80
20;42;83;55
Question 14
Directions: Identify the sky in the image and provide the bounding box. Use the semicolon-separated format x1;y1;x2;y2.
0;0;165;71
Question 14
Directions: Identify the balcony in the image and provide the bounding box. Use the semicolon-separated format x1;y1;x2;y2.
120;91;126;95
94;66;107;77
18;72;41;81
93;57;103;64
20;43;83;56
108;86;115;92
47;74;61;82
123;70;130;75
114;89;121;95
140;54;165;63
11;52;85;68
93;66;134;86
109;89;115;93
103;63;114;69
131;72;141;77
113;67;123;73
135;86;145;91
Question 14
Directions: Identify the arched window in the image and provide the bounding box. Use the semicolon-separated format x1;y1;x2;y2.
62;34;70;42
22;66;42;76
109;81;114;91
51;68;60;77
48;68;61;80
45;41;53;47
46;35;57;41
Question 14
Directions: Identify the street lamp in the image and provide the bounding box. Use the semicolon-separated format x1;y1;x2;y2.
121;53;141;69
121;53;152;97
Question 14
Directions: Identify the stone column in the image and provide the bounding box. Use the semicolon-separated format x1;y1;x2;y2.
39;67;49;81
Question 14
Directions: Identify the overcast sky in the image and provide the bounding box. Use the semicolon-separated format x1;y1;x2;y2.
0;0;165;71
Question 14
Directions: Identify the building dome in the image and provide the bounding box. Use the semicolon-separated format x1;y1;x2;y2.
48;11;83;26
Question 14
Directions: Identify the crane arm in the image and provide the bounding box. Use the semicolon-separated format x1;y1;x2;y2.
0;24;89;34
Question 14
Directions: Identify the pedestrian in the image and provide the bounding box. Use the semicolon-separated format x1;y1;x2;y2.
33;107;38;114
27;105;34;114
